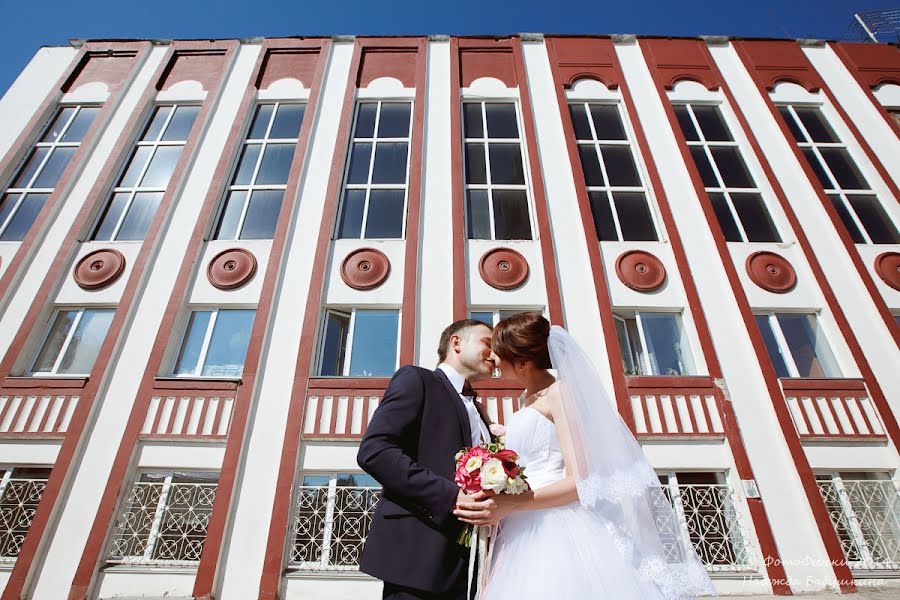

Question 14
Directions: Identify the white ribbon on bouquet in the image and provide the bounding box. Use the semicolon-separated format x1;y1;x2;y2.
466;524;498;600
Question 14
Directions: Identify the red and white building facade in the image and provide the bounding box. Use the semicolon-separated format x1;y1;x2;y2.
0;33;896;599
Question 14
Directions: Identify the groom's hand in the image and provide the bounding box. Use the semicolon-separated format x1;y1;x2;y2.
453;490;522;526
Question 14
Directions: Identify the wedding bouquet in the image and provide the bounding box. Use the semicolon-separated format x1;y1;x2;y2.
453;424;530;547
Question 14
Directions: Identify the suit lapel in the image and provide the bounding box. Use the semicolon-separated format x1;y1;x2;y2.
434;368;472;447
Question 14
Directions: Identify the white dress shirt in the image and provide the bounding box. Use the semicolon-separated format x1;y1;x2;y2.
438;363;490;447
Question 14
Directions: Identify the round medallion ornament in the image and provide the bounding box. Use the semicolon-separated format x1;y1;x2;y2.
615;250;666;292
73;249;126;290
745;251;797;293
207;248;258;290
478;248;529;290
874;252;900;292
340;248;391;290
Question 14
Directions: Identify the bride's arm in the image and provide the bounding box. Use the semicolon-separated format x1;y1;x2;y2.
453;385;581;525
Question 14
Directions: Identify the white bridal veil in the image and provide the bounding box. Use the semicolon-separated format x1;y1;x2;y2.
548;326;717;599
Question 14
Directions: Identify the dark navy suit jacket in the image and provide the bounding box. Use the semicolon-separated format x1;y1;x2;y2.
357;365;490;593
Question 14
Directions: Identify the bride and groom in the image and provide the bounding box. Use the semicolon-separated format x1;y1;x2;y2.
357;313;717;599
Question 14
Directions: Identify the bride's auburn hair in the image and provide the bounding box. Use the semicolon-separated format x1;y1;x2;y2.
492;312;552;369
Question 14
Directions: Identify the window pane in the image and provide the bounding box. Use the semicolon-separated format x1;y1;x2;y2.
463;103;484;138
613;192;657;241
827;195;866;244
819;148;868;190
847;195;900;244
466;190;491;239
365;189;405;238
673;106;699;141
614;318;636;374
42;107;76;142
492;190;532;240
710;147;754;188
730;193;780;242
689;147;718;188
33;311;77;373
214;191;246;240
161;106;199;142
320;312;350;376
794;108;838;143
348;310;398;377
485;104;518;139
588;191;618;241
302;474;332;487
175;311;212;375
346;143;372;185
802;148;833;188
568;105;592;141
470;311;493;326
269;104;305;139
254;143;295;185
119;146;153;188
692;106;733;141
776;314;840;378
778;107;805;142
354;104;377;138
12;148;49;188
57;309;114;374
600;146;640;187
337;190;366;238
202;310;255;377
231;144;261;185
92;192;131;241
337;473;379;487
0;193;48;241
709;193;742;242
142;106;171;141
140;146;183;188
464;143;487;184
248;104;275;139
578;146;605;187
32;147;76;188
61;107;100;142
589;105;627;140
615;316;644;375
371;143;408;185
0;194;20;236
116;192;163;240
240;190;284;239
755;315;790;377
641;313;695;376
377;103;410;138
488;144;525;185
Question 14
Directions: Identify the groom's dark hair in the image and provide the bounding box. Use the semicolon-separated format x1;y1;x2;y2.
437;319;492;363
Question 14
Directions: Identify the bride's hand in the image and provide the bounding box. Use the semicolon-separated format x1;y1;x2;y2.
453;491;529;526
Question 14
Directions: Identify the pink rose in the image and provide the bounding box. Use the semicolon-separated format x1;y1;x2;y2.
489;423;507;438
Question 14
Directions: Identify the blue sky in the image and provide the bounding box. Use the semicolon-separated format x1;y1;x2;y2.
2;1;895;96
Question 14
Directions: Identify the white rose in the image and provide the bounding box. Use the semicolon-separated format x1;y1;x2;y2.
465;456;483;473
480;458;507;493
506;477;527;495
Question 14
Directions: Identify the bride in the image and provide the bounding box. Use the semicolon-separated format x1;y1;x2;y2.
453;312;717;600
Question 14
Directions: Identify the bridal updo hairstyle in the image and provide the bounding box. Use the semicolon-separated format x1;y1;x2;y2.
491;312;552;369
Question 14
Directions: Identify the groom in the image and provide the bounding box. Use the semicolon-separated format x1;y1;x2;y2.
357;319;497;599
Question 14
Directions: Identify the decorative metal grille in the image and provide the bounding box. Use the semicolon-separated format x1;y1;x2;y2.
0;477;48;559
661;482;758;572
817;478;900;571
291;485;380;571
108;476;217;565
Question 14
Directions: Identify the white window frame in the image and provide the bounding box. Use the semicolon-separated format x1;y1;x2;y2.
1;105;98;240
569;101;661;242
316;308;401;377
755;311;842;378
214;101;305;240
462;100;536;241
675;102;781;243
93;103;197;241
777;103;898;245
29;307;115;377
614;310;696;377
467;307;544;327
172;307;255;378
335;100;413;240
